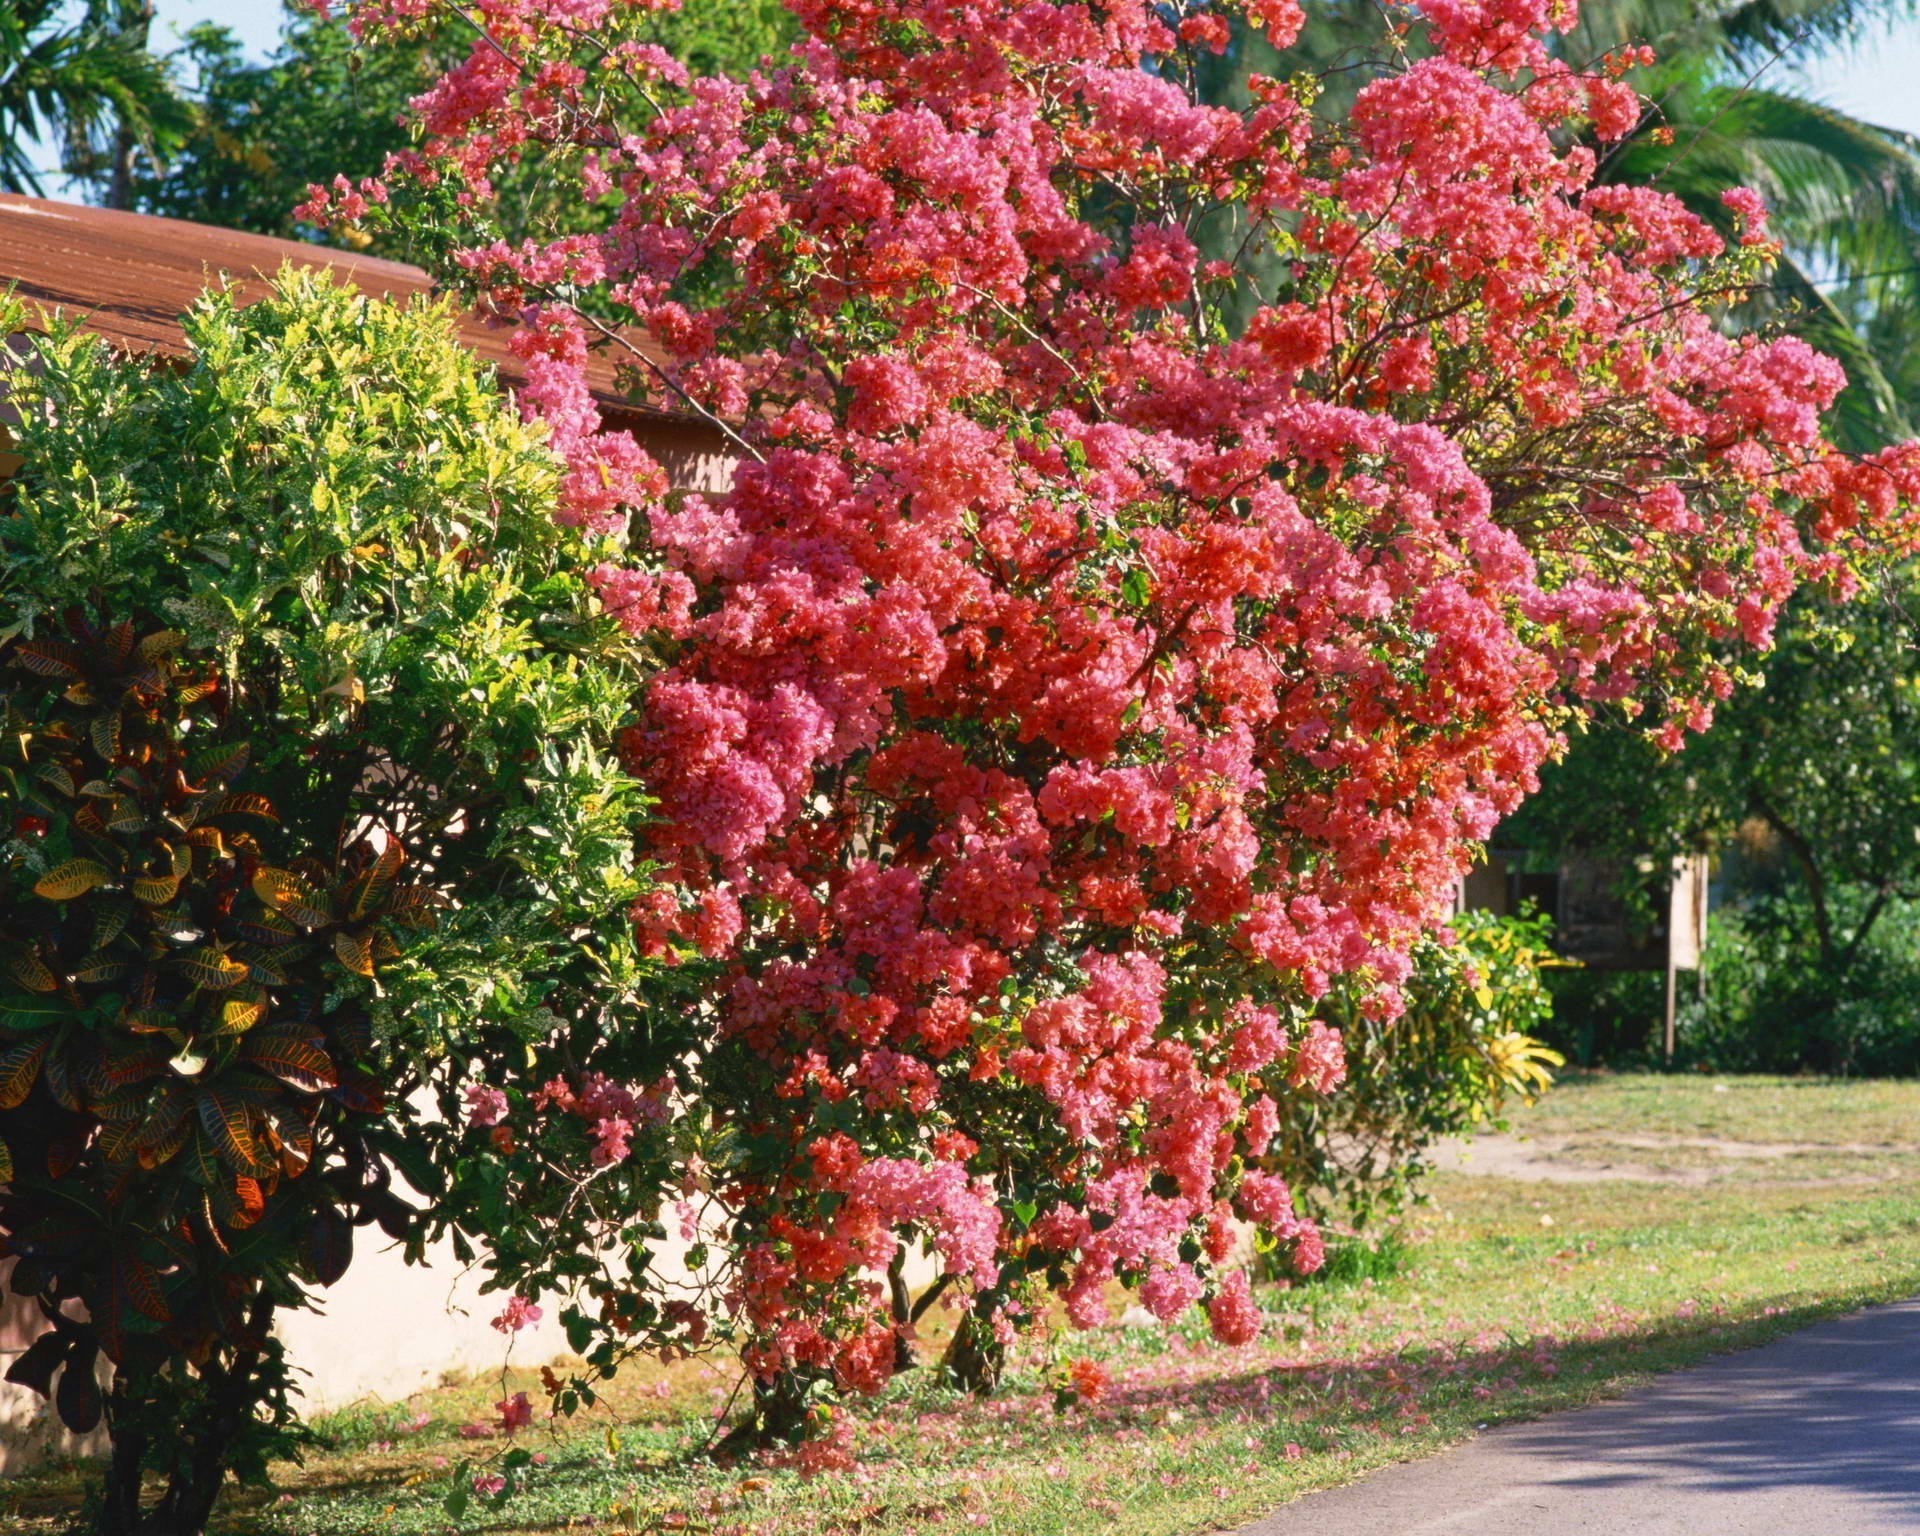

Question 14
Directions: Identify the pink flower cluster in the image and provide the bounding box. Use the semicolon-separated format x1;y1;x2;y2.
530;1072;674;1168
336;0;1920;1413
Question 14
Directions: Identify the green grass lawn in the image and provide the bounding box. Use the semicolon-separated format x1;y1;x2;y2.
9;1073;1920;1536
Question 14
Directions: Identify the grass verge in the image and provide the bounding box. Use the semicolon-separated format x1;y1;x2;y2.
7;1073;1919;1536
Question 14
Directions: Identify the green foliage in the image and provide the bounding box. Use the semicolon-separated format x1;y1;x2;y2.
1550;892;1920;1074
1514;574;1920;1074
0;271;666;1533
1265;910;1565;1228
0;0;189;198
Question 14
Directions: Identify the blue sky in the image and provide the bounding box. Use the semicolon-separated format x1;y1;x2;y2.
1791;12;1920;137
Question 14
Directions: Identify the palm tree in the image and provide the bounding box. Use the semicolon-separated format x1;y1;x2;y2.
0;0;187;201
1573;1;1920;450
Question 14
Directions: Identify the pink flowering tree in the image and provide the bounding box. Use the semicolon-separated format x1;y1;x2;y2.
317;0;1920;1443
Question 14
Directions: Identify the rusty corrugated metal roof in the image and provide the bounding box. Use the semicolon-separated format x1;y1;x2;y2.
0;193;684;430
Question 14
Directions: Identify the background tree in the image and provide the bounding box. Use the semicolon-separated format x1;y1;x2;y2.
1507;574;1920;1070
0;0;186;196
117;0;797;249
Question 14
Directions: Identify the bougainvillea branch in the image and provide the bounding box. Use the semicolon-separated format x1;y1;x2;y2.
313;0;1920;1436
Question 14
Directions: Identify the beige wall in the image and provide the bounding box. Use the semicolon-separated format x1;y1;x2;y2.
2;1221;939;1476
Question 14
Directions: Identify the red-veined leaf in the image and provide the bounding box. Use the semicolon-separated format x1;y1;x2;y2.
0;947;56;994
212;993;264;1038
208;793;277;822
35;763;75;799
244;1032;337;1093
176;949;247;991
227;1176;265;1229
117;1257;170;1324
12;640;82;680
348;840;405;921
54;1343;102;1433
301;1209;353;1287
332;930;374;978
197;1087;266;1173
131;872;180;906
187;740;248;783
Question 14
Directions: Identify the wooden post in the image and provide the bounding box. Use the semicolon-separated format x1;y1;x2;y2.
1664;949;1677;1065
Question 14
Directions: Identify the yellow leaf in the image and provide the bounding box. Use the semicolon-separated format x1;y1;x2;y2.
34;859;109;901
333;930;375;978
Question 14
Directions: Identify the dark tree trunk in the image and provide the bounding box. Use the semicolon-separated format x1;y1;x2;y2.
716;1368;817;1454
93;1293;277;1536
939;1307;1006;1394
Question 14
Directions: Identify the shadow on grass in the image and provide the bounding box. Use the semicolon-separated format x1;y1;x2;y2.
10;1289;1915;1536
340;1293;1920;1530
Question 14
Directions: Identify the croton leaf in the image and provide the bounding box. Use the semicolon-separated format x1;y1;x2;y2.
209;793;277;822
34;763;75;800
135;629;184;663
0;945;57;994
54;1343;102;1434
333;930;374;979
91;903;134;950
301;1208;354;1287
348;840;405;921
0;1036;51;1110
3;1333;66;1396
12;640;83;681
252;868;332;928
212;993;265;1038
197;1087;268;1174
177;948;248;991
187;740;249;783
131;872;181;906
0;994;63;1031
227;1176;266;1229
98;1039;170;1089
116;1256;170;1325
89;713;121;766
244;1031;337;1093
33;859;109;901
41;1052;81;1113
0;1133;11;1186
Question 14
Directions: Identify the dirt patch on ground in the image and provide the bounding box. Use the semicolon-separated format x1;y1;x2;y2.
1430;1132;1920;1185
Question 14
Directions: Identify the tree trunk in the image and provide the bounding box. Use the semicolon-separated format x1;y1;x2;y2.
104;3;157;211
939;1308;1006;1395
716;1368;817;1454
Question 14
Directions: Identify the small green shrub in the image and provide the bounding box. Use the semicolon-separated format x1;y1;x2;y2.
1267;908;1565;1229
0;272;679;1534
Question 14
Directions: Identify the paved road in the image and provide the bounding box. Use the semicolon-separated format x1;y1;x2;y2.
1240;1296;1920;1535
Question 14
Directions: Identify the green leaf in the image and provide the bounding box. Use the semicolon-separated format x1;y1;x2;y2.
0;998;64;1029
